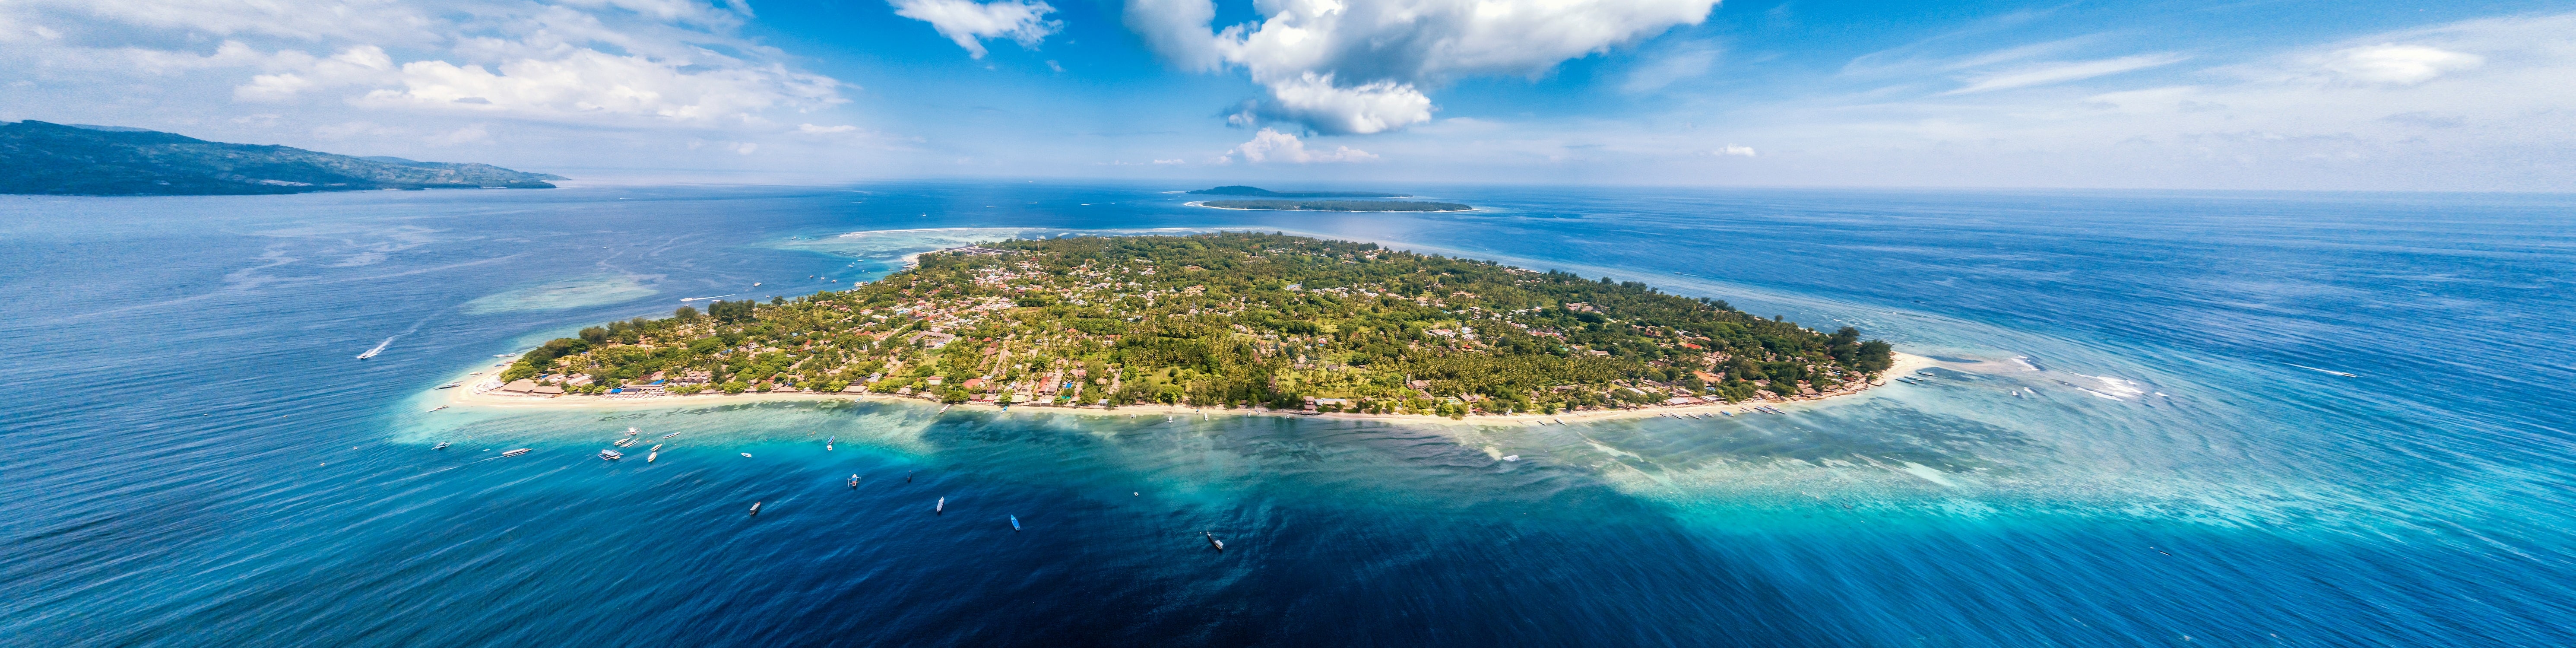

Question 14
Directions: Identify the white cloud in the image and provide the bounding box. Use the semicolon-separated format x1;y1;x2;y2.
1224;127;1378;163
1130;0;1718;134
1947;53;2188;94
3;0;850;128
1717;144;1754;157
797;124;861;135
2313;44;2483;84
1257;73;1435;135
333;49;842;122
889;0;1061;59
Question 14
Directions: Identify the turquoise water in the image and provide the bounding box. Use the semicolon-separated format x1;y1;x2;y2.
3;184;2570;645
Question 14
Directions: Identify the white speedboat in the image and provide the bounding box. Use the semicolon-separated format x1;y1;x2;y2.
599;449;623;461
740;452;752;457
501;448;530;457
1502;455;1519;461
427;406;447;412
434;382;460;390
433;442;450;450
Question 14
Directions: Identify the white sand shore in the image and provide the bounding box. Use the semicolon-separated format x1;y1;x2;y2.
434;352;1939;423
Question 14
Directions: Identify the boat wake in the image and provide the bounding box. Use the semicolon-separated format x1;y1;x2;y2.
2288;363;2358;378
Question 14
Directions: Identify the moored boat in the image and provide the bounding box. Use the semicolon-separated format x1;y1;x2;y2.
599;449;623;461
501;448;530;457
433;442;450;450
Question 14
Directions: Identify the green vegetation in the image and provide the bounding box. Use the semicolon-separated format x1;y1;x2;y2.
1201;199;1472;212
0;121;563;195
503;232;1893;415
1185;185;1408;198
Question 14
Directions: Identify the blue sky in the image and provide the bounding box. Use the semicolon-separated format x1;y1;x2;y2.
3;0;2570;190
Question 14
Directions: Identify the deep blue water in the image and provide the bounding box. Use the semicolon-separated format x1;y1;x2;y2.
3;184;2572;646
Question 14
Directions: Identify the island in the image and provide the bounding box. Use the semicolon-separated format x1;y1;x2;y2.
477;233;1896;419
0;120;564;195
1185;185;1410;198
1197;199;1474;212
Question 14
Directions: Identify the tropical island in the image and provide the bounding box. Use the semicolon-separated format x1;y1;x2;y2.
0;120;564;195
1197;199;1474;212
1185;185;1410;198
478;232;1895;419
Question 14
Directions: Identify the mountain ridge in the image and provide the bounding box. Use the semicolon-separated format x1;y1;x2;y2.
0;121;565;195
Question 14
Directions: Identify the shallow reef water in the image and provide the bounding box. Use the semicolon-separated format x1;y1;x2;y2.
3;184;2570;645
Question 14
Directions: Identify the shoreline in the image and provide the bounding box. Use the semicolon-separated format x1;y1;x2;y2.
430;353;1938;424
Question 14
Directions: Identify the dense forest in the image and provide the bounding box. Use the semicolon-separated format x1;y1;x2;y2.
502;233;1893;417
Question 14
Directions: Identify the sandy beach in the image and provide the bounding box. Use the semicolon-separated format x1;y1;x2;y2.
432;352;1940;423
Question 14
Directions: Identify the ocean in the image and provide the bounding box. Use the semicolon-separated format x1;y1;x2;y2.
2;183;2570;646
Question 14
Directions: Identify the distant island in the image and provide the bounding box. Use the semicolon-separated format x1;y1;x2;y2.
1186;185;1410;198
475;232;1895;419
1199;199;1473;212
0;121;564;195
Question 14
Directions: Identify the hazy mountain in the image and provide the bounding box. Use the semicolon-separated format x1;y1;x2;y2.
0;121;566;195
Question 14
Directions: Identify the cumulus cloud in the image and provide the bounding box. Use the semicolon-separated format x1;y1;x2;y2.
1129;0;1719;134
1223;128;1378;163
889;0;1061;58
1;0;849;129
2313;44;2483;84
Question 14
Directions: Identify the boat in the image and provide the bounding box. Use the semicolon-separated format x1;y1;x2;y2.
646;450;658;462
825;436;834;451
662;432;678;439
1721;410;1733;416
614;438;634;448
494;353;513;358
1010;515;1021;531
1204;531;1225;551
626;427;640;436
740;452;752;458
748;502;761;515
501;448;530;457
356;338;387;360
651;444;663;452
935;497;945;514
433;442;450;450
434;382;460;390
848;474;859;488
427;406;447;412
1502;455;1520;462
599;449;623;461
906;471;914;483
